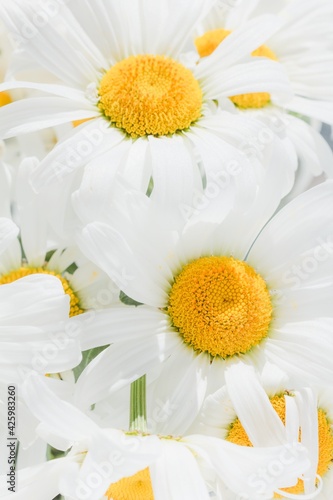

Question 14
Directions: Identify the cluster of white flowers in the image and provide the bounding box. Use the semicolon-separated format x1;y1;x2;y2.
0;0;333;498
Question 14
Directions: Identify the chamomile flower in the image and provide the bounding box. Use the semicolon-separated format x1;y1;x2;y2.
0;217;81;380
0;373;311;500
0;157;119;316
0;274;81;383
195;362;331;499
193;0;333;187
0;0;293;207
74;171;333;435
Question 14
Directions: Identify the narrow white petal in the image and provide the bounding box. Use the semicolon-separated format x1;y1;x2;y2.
16;158;48;267
75;333;181;408
265;321;333;385
150;349;209;435
198;59;292;104
75;306;169;351
196;15;280;73
287;96;333;125
22;373;98;445
30;119;124;191
0;97;99;139
78;222;168;307
225;363;286;446
151;440;210;500
248;181;333;287
0;218;19;256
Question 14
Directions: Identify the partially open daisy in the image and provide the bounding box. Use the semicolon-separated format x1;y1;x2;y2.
0;274;82;383
193;0;333;190
74;173;333;435
0;157;119;316
0;218;81;381
3;373;310;500
196;363;330;498
0;0;293;204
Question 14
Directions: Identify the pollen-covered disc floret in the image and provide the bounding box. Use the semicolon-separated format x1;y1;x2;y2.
0;267;84;317
168;256;272;358
226;394;333;496
98;54;203;138
195;29;278;109
105;468;153;500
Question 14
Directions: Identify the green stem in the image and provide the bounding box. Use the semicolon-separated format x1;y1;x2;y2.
129;375;147;432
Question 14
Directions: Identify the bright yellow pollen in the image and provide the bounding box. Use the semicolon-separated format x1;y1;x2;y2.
227;395;333;496
195;29;278;109
168;256;272;358
0;91;12;107
195;29;233;58
98;54;202;138
0;267;84;317
105;468;154;500
72;118;93;127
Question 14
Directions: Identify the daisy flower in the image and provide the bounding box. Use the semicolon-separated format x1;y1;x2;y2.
0;218;81;381
0;273;81;383
0;373;311;500
193;0;333;189
0;0;293;202
195;362;330;498
73;170;333;435
0;157;119;316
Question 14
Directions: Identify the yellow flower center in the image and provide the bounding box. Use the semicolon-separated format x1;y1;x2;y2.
0;267;84;317
168;256;272;358
98;54;202;138
0;91;12;107
105;468;154;500
195;29;278;109
227;395;333;495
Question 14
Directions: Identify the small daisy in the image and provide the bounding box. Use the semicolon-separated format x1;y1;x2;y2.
0;373;311;500
193;0;333;186
0;157;119;316
74;174;333;435
0;0;293;201
195;362;331;498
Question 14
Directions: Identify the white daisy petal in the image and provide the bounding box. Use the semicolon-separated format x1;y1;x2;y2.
196;14;280;72
265;321;333;385
248;180;333;286
150;439;210;500
30;119;124;191
186;435;310;498
22;373;98;445
0;218;19;256
156;0;215;58
225;363;286;447
148;135;195;216
0;80;91;102
78;222;169;307
150;349;209;435
0;457;73;500
75;333;182;408
0;97;99;139
294;389;318;494
0;238;22;275
199;59;292;104
75;306;169;351
15;158;48;267
1;3;101;86
287;96;333;125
